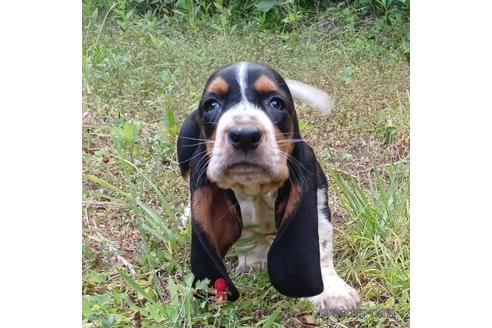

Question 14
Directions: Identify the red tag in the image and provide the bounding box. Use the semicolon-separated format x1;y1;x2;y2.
214;278;228;300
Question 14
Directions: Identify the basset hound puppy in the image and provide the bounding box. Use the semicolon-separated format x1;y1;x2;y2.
177;62;360;312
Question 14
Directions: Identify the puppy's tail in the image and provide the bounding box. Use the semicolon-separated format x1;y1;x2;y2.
286;80;333;114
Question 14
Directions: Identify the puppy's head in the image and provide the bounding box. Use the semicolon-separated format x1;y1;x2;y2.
197;62;299;196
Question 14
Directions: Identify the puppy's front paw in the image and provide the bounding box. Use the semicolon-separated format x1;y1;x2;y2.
235;248;268;274
307;274;360;313
234;260;267;274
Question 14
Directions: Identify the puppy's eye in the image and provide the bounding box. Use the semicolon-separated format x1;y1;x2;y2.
205;100;221;112
268;97;284;111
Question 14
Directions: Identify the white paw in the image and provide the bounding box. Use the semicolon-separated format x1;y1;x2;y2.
234;259;267;273
307;273;360;313
234;243;269;274
235;252;268;274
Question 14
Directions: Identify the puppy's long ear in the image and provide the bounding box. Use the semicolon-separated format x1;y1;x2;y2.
267;141;323;297
177;113;243;301
190;183;242;301
177;111;201;182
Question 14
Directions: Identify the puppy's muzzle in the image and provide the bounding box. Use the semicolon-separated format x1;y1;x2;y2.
228;126;262;152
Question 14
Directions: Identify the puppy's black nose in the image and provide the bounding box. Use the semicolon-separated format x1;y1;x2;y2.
228;126;262;152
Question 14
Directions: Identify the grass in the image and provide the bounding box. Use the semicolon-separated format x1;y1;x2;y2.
82;6;409;328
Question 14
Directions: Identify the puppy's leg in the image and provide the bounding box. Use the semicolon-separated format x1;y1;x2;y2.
235;234;270;273
234;195;275;273
306;188;360;312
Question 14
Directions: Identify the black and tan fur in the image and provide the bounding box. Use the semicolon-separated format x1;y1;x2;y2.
177;62;360;311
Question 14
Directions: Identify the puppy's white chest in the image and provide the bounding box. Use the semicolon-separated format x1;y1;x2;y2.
236;190;277;235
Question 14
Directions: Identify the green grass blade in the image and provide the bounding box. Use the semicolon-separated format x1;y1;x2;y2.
85;175;130;198
117;268;155;304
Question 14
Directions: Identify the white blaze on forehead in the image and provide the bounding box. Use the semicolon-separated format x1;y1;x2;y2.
228;62;272;130
236;62;249;102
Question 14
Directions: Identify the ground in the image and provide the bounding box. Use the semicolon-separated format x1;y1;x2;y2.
83;10;409;328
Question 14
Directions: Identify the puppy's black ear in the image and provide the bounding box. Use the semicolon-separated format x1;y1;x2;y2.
267;141;323;297
178;115;243;301
177;111;201;181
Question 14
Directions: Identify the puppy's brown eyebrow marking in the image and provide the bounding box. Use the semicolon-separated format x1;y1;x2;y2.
254;74;278;94
207;76;229;95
